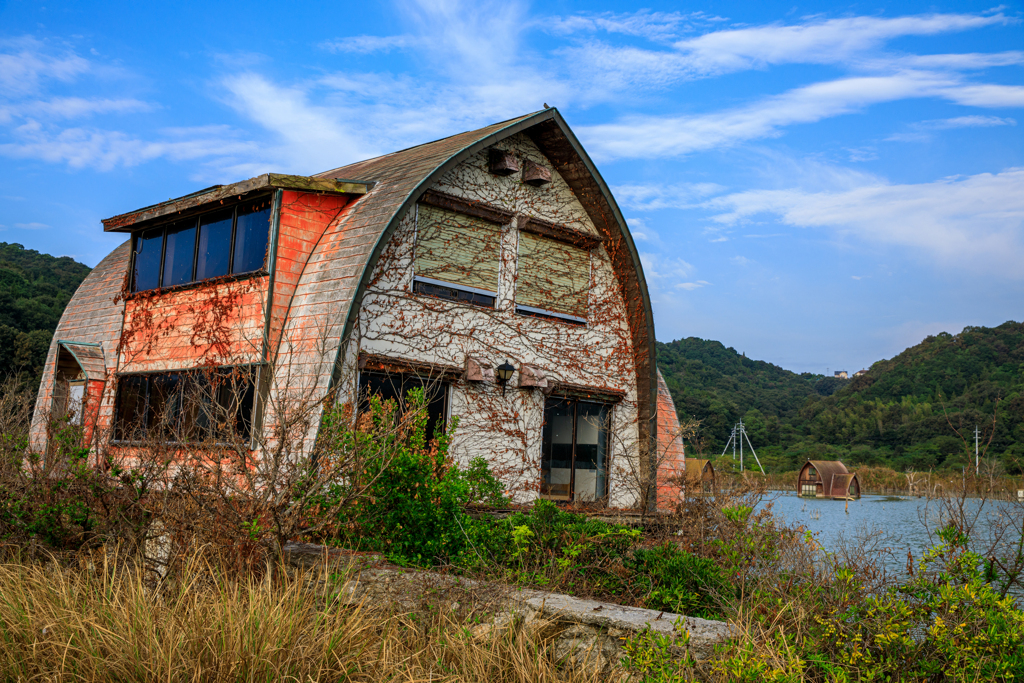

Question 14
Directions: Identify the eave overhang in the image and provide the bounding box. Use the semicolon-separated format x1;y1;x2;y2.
102;174;373;233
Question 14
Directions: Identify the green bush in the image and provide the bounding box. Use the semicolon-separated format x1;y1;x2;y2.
627;544;732;620
325;389;474;566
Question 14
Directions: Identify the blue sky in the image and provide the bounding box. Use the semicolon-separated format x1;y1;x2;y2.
1;0;1021;373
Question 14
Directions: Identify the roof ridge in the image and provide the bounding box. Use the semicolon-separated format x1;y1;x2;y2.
313;110;545;178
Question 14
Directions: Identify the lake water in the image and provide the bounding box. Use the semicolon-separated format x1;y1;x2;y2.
762;492;1024;595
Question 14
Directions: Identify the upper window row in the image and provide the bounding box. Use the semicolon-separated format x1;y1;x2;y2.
412;204;592;324
131;196;273;293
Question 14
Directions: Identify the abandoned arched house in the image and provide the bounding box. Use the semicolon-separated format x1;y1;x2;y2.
29;109;688;509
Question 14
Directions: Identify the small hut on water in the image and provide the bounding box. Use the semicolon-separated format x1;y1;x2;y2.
685;459;716;494
797;460;860;499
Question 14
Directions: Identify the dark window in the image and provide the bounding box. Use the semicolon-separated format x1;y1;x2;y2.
358;371;448;440
413;279;496;308
130;195;273;293
540;398;610;503
133;228;164;292
233;198;272;274
195;209;234;281
113;374;147;441
112;367;257;443
162;221;197;287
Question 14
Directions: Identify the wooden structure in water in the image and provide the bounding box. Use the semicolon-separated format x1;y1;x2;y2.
797;460;861;499
685;459;716;494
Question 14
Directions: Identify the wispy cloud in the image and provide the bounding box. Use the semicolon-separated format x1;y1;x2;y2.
668;12;1012;74
0;121;257;171
705;167;1024;273
918;115;1017;129
321;35;416;54
0;37;91;97
580;70;1022;160
13;222;48;230
546;10;725;42
615;182;726;210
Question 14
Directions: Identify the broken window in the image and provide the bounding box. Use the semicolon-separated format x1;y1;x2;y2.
413;204;501;308
130;195;273;292
112;367;257;443
516;232;590;324
540;398;609;502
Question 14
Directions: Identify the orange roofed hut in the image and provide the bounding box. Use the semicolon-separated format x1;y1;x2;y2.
30;109;691;511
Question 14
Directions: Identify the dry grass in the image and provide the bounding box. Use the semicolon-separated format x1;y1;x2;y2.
0;553;615;683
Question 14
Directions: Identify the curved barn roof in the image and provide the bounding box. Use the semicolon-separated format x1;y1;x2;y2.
275;109;658;431
33;109;660;453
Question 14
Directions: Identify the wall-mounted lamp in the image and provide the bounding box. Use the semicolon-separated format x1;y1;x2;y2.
495;360;515;395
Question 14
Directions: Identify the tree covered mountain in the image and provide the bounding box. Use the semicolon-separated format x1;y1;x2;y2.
0;243;92;384
658;322;1024;475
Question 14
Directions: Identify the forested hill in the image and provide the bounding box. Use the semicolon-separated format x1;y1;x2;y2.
658;322;1024;475
0;243;91;384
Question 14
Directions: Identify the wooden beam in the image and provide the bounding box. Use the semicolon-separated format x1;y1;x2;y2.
418;189;515;225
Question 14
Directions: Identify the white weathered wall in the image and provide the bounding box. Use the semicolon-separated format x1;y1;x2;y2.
353;135;641;507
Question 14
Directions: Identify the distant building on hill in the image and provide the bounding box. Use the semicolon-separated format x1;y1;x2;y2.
853;369;867;377
834;370;848;379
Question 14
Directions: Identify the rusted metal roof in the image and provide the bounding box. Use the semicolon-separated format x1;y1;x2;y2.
57;341;106;381
102;174;372;232
800;460;851;496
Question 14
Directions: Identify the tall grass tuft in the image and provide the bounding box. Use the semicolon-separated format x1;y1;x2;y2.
0;552;610;682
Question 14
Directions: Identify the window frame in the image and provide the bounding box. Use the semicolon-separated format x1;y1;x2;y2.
539;396;611;503
514;230;593;326
411;203;502;309
111;365;261;446
129;194;274;294
357;369;451;441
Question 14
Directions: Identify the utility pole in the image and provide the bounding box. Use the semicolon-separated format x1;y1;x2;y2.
974;425;980;475
738;419;744;472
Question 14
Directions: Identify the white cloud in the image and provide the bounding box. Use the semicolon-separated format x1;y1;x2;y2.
0;37;91;97
546;10;724;42
321;35;416;54
705;167;1024;273
670;12;1011;75
1;97;151;121
919;115;1017;129
731;255;753;266
13;222;48;230
0;121;257;171
677;280;710;290
615;182;726;210
581;70;1024;160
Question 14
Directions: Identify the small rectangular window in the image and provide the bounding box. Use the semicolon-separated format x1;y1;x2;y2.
232;198;272;274
414;204;501;304
162;221;197;287
132;228;163;292
516;232;590;323
195;209;234;281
